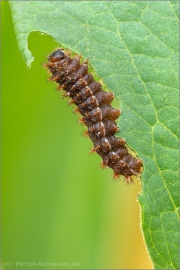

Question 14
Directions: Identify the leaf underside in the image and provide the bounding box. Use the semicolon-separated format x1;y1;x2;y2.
9;1;179;269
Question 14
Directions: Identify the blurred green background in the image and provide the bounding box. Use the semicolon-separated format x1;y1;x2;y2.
1;2;152;269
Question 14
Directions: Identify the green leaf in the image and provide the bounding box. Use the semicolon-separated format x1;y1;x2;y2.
9;1;179;269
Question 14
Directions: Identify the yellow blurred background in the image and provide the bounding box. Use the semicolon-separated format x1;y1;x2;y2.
1;2;153;269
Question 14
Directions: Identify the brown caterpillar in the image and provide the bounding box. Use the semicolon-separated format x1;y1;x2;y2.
45;49;143;183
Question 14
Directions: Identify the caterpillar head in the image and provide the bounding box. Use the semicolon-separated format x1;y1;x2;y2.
48;49;65;62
